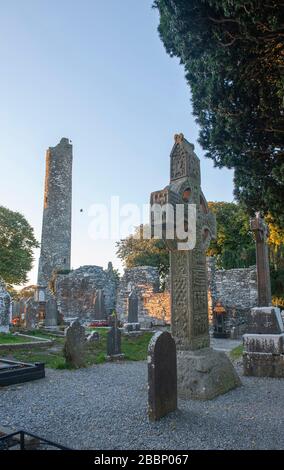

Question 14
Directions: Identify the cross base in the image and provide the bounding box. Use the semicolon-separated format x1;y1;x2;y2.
177;348;241;400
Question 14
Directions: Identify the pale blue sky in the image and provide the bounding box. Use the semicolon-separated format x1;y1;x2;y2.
0;0;234;284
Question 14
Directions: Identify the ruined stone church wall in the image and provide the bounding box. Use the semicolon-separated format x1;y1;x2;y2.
207;257;257;311
207;257;257;336
116;266;162;324
55;265;117;320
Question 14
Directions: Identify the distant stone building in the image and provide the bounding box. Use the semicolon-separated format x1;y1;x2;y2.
37;138;73;288
54;264;117;320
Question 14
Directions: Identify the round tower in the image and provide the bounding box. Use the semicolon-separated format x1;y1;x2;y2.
37;138;73;288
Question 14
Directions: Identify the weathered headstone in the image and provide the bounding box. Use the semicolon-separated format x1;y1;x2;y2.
148;331;177;421
25;298;37;329
243;307;284;377
150;134;241;399
0;280;11;333
250;213;272;307
93;289;106;320
106;316;124;360
63;319;86;368
128;290;138;323
45;298;58;327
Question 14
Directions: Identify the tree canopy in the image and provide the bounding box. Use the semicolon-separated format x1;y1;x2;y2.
116;225;170;285
207;201;256;269
0;206;39;285
153;0;284;226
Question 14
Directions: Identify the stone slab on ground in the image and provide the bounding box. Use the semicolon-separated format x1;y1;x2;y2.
243;333;284;355
243;352;284;378
0;361;283;450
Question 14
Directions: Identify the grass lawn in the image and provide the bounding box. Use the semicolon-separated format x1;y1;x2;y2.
230;344;244;360
0;329;154;370
0;333;42;344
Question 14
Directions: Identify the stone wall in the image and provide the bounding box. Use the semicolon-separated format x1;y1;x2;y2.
207;257;258;336
0;279;11;333
116;266;162;325
143;292;171;324
55;264;117;320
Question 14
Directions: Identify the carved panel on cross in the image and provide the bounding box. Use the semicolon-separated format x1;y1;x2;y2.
171;146;187;181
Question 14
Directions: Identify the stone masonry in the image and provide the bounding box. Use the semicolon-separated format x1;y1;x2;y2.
37;138;73;288
207;257;257;336
116;266;161;325
55;264;117;320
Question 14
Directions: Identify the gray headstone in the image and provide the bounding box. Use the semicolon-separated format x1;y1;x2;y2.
45;298;58;327
25;298;37;329
107;326;122;356
0;280;10;333
93;289;106;320
63;319;86;368
148;331;177;421
128;290;138;323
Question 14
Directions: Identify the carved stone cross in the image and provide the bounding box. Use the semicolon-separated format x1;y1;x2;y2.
150;134;216;351
250;213;272;307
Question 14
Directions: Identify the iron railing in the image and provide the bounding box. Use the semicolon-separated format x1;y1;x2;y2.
0;430;70;450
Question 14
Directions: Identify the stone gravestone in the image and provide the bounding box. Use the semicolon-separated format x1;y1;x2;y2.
25;298;37;329
243;307;284;377
45;298;58;327
63;319;86;368
150;134;241;399
93;289;106;320
128;290;138;323
250;213;272;307
106;316;124;360
148;331;177;421
124;290;140;333
0;280;11;333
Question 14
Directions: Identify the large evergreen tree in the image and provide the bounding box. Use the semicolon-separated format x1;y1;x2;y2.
153;0;284;225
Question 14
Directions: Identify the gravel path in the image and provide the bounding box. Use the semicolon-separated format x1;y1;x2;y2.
0;361;283;450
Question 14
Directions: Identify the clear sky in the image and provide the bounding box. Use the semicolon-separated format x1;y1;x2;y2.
0;0;234;285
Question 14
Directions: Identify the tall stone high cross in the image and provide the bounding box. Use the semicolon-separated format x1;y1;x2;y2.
151;133;216;351
250;213;272;307
150;134;240;400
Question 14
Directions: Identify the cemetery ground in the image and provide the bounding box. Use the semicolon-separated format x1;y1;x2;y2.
0;330;283;450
